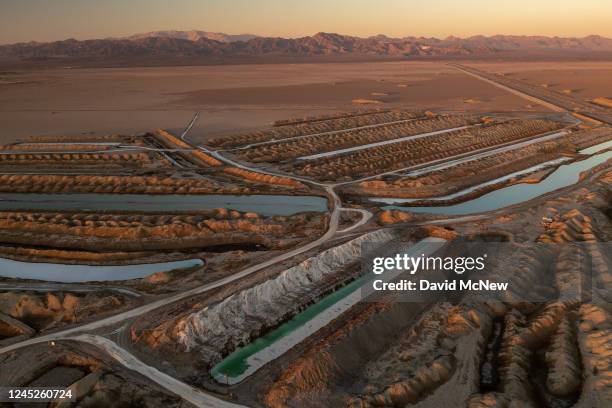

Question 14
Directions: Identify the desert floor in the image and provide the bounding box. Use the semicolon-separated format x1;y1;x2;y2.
0;61;548;145
466;61;612;100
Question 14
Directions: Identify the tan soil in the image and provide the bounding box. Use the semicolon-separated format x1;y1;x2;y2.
592;97;612;108
289;118;564;182
233;167;612;407
352;98;382;105
0;62;533;146
0;342;185;407
0;209;327;252
208;109;421;149
235;114;475;164
0;291;129;336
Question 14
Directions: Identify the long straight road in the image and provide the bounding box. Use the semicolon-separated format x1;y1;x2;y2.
332;127;573;185
180;111;200;140
452;64;612;125
225;116;425;151
452;64;566;113
403;129;570;177
297;124;477;160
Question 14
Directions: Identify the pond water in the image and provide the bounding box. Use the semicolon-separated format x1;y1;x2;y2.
372;157;570;205
211;238;443;384
579;139;612;154
380;149;612;215
0;194;328;216
0;258;203;282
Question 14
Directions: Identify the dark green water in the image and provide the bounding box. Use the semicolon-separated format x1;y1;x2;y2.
211;273;369;382
210;238;436;383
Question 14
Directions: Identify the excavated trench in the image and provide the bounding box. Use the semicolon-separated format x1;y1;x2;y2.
256;232;608;407
479;317;504;392
172;229;398;375
207;237;445;385
531;342;582;408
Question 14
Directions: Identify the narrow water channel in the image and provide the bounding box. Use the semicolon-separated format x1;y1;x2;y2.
579;139;612;154
0;257;203;282
0;194;328;216
210;238;444;384
380;148;612;216
371;157;570;205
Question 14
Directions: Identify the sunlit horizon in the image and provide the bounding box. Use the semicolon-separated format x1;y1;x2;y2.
1;0;612;44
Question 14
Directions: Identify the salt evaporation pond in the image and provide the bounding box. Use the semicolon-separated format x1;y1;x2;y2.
379;146;612;216
211;238;444;384
0;194;328;216
0;258;203;282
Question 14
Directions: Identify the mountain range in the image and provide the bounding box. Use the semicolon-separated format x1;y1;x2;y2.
2;31;612;65
123;30;260;43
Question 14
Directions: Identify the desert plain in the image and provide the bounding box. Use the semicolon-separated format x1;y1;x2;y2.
0;57;610;408
0;61;560;144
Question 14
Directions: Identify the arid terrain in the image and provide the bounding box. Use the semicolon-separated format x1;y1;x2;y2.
0;56;610;408
0;61;538;145
464;62;612;101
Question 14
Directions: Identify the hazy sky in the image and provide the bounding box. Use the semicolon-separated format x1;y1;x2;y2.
1;0;611;44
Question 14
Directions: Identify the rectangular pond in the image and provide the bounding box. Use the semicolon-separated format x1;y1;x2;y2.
211;238;444;384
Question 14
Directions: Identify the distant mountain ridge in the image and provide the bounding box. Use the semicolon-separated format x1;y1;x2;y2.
124;30;259;43
2;32;612;63
444;34;612;51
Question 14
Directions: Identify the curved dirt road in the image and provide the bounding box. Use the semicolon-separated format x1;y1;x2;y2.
70;334;246;408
